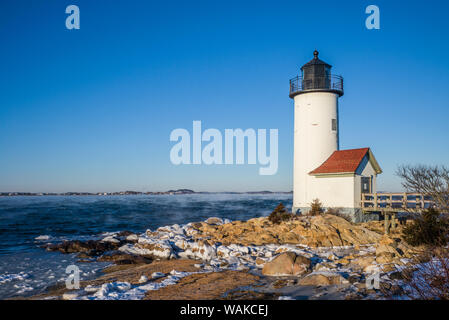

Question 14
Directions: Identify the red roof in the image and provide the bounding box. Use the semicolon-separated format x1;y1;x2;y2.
309;148;371;175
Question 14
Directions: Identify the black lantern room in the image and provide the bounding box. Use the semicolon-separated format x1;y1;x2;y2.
289;50;343;98
301;50;331;90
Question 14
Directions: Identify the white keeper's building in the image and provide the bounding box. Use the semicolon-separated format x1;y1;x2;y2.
289;51;382;222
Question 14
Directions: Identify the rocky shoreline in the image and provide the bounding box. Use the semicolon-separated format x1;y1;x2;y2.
29;214;424;300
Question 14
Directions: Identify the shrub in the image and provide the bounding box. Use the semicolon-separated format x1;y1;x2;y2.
268;203;293;224
309;199;324;216
402;208;449;247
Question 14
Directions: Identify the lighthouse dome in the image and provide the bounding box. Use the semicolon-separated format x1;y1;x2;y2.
289;50;343;98
301;50;332;70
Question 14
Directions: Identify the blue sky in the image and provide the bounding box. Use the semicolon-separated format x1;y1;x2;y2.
1;0;448;192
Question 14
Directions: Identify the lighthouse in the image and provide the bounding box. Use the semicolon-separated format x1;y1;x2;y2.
290;51;382;221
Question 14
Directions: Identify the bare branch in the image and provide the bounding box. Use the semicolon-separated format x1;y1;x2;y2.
396;165;449;212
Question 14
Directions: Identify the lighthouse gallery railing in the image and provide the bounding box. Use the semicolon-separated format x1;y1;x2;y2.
289;75;344;97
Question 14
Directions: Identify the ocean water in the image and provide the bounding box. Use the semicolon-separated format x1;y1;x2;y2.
0;194;292;299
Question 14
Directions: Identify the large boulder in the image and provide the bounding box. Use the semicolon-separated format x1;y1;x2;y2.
262;252;311;276
298;272;348;286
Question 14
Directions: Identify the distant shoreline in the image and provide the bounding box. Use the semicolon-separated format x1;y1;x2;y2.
0;190;293;197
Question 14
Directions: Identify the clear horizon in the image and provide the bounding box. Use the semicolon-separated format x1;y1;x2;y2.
0;189;293;194
1;0;449;193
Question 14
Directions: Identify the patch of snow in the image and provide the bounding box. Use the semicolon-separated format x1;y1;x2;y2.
14;283;34;294
278;296;294;300
126;234;139;241
0;272;30;284
35;235;50;241
84;285;101;293
74;270;210;300
101;236;120;244
151;272;165;279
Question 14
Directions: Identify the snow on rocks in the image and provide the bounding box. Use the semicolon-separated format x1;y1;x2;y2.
34;215;431;301
138;275;148;284
0;272;30;284
116;216;347;274
48;215;423;301
175;239;217;260
151;272;165;279
35;235;50;241
126;234;139;242
92;282;132;299
152;224;186;238
14;283;34;294
66;270;209;300
101;236;120;244
119;235;175;259
278;296;294;300
84;285;101;293
137;236;175;259
216;245;231;258
92;216;408;300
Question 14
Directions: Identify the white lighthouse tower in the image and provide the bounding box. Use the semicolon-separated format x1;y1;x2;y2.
290;50;343;213
290;50;382;220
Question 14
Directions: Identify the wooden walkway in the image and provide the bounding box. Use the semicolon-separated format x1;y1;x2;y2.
361;192;433;213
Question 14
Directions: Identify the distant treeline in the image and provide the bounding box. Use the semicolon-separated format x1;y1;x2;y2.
0;190;292;197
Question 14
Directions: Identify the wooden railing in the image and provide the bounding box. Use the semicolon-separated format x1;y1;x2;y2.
361;192;434;212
